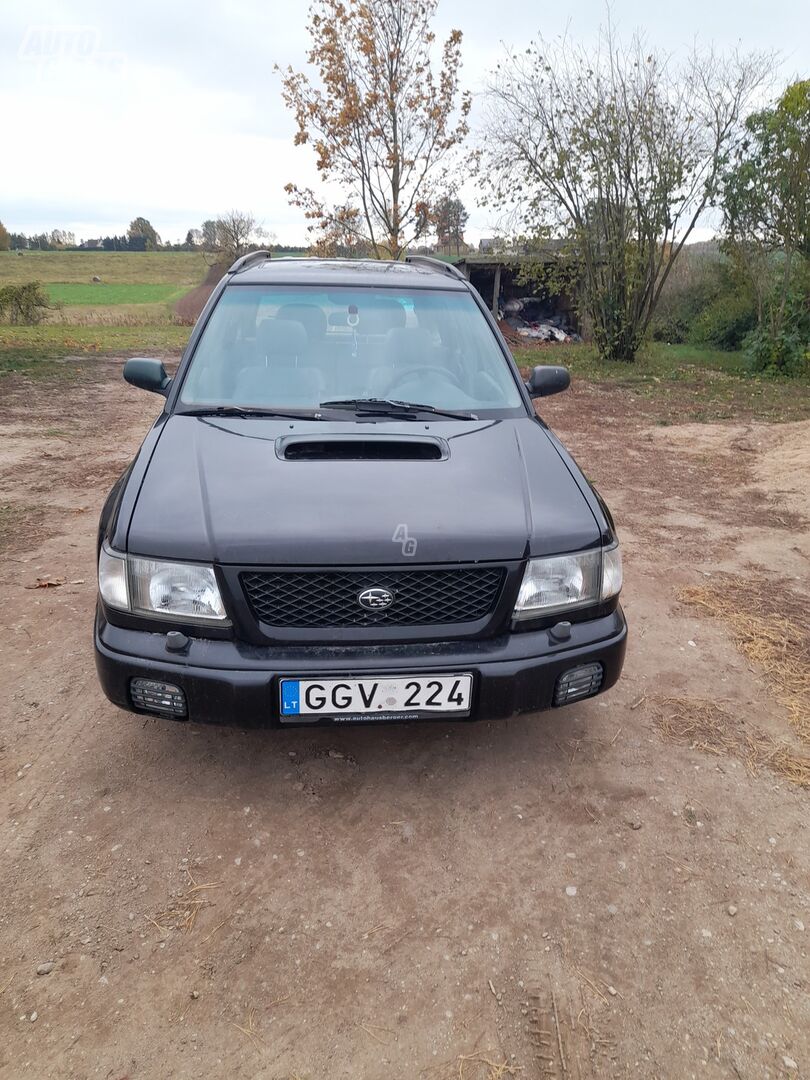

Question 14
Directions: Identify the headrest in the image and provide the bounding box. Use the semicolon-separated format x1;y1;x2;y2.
257;317;308;358
355;299;407;334
276;303;327;341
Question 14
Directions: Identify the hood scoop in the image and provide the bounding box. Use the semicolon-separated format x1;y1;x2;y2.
277;435;447;462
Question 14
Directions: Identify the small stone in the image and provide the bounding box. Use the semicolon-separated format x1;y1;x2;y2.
687;640;697;648
794;919;805;932
190;990;200;1000
727;905;738;917
607;985;617;996
36;962;55;976
565;886;577;897
30;1012;38;1023
701;929;712;939
328;750;344;759
782;1057;798;1071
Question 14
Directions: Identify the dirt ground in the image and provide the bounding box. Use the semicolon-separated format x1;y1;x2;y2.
0;360;808;1080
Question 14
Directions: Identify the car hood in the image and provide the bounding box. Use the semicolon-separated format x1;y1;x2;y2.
127;415;600;565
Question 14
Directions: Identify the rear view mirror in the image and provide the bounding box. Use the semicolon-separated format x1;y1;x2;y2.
526;365;570;398
123;357;172;396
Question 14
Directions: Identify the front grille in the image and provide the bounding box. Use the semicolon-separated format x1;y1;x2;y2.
241;566;506;628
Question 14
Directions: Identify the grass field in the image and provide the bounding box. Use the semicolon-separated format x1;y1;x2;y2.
0;251;208;336
514;342;810;422
0;250;207;285
45;282;188;305
0;324;191;378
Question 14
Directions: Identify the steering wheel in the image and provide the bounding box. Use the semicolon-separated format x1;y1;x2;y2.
386;365;465;395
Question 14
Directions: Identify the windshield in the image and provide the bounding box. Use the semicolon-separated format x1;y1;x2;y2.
179;284;525;416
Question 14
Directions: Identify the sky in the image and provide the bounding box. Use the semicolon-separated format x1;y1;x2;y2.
1;0;807;246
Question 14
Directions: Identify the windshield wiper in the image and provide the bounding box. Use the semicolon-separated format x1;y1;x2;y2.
180;405;325;421
318;398;476;420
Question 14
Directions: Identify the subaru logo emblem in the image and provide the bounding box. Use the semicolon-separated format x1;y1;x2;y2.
357;586;395;611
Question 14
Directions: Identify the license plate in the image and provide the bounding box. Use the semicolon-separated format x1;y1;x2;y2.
279;673;473;722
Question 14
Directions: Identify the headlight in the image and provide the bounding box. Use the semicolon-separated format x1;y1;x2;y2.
601;542;622;600
514;542;621;621
98;546;129;611
98;548;228;623
129;557;228;622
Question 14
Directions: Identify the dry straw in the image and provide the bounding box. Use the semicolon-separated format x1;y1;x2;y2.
655;697;810;788
147;869;222;935
678;573;810;745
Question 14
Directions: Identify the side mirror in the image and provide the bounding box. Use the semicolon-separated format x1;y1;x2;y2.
123;357;172;396
525;365;570;398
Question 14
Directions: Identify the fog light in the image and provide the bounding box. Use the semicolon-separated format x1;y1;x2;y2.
553;662;604;706
130;678;187;718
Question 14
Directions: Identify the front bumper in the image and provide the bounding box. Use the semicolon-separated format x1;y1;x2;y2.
94;607;627;727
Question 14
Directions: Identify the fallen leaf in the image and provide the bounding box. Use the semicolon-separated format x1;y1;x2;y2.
25;577;66;590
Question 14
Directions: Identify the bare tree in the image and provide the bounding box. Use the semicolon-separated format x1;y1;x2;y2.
481;26;773;361
278;0;470;260
200;211;268;265
215;210;263;263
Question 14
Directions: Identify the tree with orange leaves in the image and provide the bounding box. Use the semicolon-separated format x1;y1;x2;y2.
278;0;470;260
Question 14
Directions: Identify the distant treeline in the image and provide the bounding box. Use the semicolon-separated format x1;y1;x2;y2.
4;232;305;255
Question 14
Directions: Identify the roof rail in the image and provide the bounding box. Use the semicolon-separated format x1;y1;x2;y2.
404;254;467;282
227;249;272;274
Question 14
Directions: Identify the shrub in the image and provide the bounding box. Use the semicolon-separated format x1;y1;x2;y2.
691;291;757;350
745;326;809;377
0;281;50;324
648;250;754;348
650;311;691;343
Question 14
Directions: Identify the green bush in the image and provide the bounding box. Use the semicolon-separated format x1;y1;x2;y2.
745;326;809;377
650;311;691;343
691;291;757;350
0;281;50;324
649;275;717;343
648;255;755;349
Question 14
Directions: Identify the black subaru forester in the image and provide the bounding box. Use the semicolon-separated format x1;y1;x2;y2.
95;254;626;726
